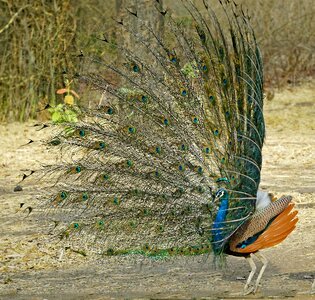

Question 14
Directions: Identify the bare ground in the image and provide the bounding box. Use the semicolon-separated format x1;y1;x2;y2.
0;83;314;300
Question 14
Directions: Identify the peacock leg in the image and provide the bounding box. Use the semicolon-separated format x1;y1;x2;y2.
244;254;257;295
253;252;268;293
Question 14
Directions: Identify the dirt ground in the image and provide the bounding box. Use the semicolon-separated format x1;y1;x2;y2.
0;83;314;300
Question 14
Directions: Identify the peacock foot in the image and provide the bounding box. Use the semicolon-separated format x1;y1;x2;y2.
243;284;255;295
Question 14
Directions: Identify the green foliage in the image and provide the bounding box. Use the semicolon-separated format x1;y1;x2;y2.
48;104;78;124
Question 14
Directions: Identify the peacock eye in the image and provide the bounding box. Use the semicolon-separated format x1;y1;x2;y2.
216;190;225;198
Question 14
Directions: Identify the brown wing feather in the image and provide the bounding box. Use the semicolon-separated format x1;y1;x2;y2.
237;203;298;253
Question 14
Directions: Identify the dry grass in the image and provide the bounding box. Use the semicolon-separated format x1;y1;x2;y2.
240;0;315;88
0;0;314;121
0;1;78;121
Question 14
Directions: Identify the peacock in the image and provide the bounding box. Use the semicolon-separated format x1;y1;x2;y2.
23;0;298;295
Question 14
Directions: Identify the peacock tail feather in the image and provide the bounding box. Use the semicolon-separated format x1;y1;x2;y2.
28;0;264;258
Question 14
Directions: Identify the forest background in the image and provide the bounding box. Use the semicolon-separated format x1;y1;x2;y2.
0;0;314;122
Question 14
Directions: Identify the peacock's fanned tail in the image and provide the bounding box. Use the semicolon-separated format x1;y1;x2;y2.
31;0;264;257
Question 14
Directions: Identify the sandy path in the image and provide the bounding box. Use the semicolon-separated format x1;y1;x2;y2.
0;84;314;299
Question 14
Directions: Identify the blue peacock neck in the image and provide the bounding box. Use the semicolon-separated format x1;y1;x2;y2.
211;188;229;254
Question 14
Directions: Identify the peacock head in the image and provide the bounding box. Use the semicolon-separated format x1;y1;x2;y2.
215;188;228;201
